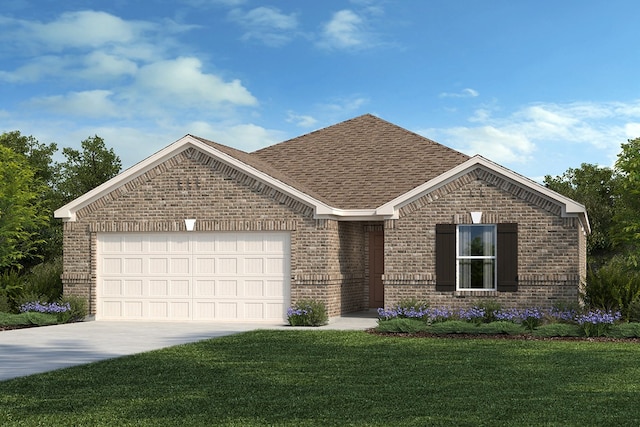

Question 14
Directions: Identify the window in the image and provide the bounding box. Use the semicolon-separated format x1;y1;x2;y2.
436;223;518;292
457;225;496;290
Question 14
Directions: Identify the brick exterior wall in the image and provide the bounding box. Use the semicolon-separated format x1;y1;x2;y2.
383;168;586;310
61;148;367;317
61;146;587;318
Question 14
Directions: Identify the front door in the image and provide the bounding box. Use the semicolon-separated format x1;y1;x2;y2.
368;231;384;308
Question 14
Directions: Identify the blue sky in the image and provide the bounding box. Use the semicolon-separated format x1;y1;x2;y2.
1;0;640;181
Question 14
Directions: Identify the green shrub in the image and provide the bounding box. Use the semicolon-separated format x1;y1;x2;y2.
472;300;502;323
607;323;640;339
376;318;428;334
532;323;581;338
477;321;525;335
584;256;640;320
628;297;640;323
21;258;63;303
0;311;58;326
287;299;328;326
0;269;25;313
428;320;477;334
56;295;88;323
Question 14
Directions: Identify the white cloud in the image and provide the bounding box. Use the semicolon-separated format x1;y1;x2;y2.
318;9;368;49
133;57;257;107
286;112;318;127
82;51;138;80
434;125;535;164
323;96;369;114
28;90;120;118
439;88;479;98
19;11;144;51
188;121;287;151
228;6;298;46
425;100;640;167
625;123;640;139
0;55;68;83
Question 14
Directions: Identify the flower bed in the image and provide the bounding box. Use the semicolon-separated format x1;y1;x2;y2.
376;304;636;338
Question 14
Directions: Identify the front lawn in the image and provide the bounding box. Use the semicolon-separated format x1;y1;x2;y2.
1;330;639;426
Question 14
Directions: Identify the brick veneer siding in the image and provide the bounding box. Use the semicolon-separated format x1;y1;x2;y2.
61;148;366;317
383;168;586;310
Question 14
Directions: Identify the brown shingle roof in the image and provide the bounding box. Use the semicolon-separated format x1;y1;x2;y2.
251;114;470;209
190;135;332;205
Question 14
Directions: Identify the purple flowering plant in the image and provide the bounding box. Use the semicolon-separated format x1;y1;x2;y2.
494;308;545;331
20;301;71;314
576;309;622;337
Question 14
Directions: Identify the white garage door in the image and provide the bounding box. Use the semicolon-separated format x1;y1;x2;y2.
97;232;290;321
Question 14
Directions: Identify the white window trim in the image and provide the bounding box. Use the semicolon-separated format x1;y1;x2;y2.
456;224;497;291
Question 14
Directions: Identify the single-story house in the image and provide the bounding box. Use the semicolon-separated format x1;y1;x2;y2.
55;114;589;322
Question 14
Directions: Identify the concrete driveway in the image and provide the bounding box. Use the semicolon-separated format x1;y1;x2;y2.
0;312;377;382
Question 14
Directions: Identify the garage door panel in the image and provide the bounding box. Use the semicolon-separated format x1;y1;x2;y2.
123;280;143;296
245;280;264;297
266;280;285;297
150;280;169;296
217;280;238;296
102;258;122;274
102;280;122;296
218;258;238;274
217;235;238;252
266;258;285;274
124;301;143;317
149;258;168;274
194;280;215;296
171;280;190;296
195;257;215;274
123;258;143;274
123;236;143;252
98;232;289;321
245;258;264;274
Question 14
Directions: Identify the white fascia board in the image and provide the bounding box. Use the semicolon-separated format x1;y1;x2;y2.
315;208;383;221
376;155;591;233
54;135;332;221
54;136;195;221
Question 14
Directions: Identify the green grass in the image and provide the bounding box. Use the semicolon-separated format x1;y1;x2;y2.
0;311;59;327
1;330;640;426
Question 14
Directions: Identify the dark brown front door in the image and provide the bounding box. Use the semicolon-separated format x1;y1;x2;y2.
369;231;384;308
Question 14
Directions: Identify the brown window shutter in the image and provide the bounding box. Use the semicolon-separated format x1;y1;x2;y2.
497;223;518;292
436;224;456;291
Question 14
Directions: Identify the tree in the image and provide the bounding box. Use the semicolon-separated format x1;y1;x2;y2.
0;131;58;188
544;163;619;263
613;137;640;255
0;132;61;265
0;146;49;270
56;135;122;203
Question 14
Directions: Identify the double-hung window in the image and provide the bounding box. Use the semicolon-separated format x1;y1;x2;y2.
456;225;496;290
435;223;517;292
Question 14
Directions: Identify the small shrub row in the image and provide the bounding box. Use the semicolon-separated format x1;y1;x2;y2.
377;301;630;338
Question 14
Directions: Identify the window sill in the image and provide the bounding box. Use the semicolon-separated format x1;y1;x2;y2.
454;290;499;298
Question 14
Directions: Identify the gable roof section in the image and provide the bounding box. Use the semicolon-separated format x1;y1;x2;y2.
376;155;590;233
54;135;336;221
54;114;589;233
253;114;470;209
